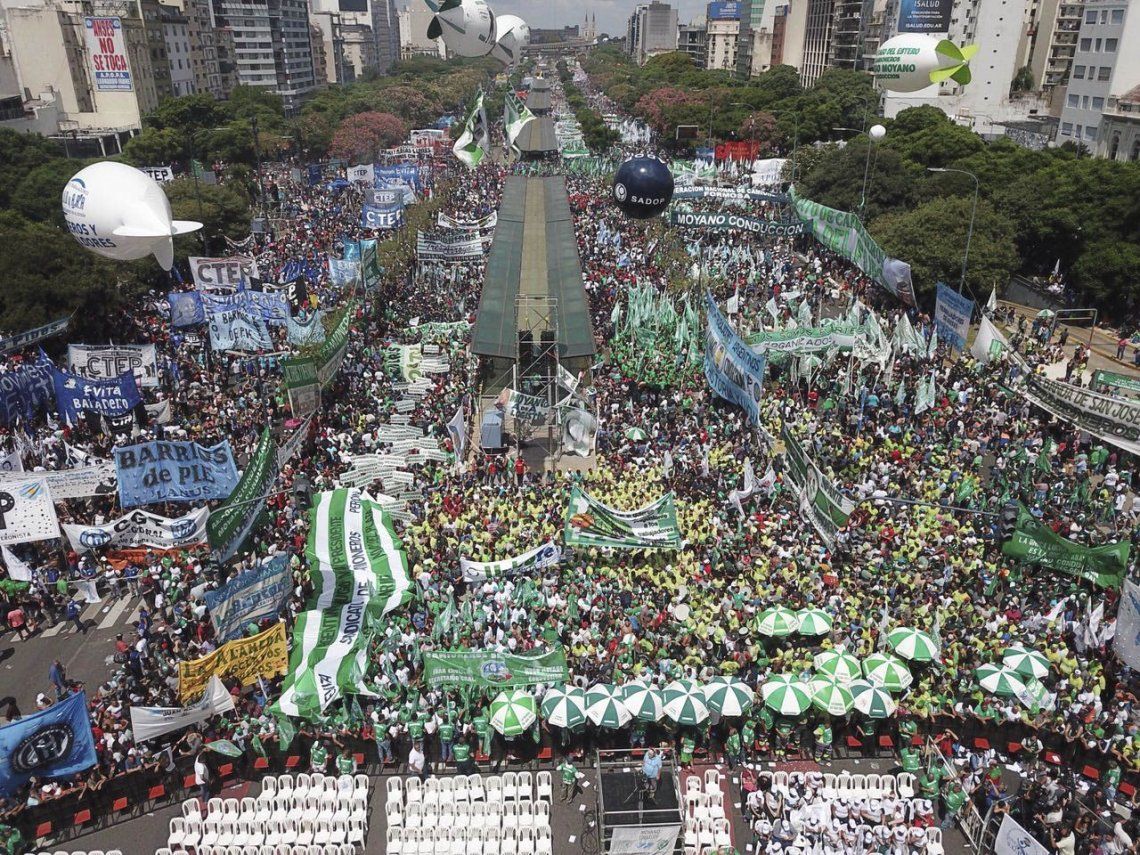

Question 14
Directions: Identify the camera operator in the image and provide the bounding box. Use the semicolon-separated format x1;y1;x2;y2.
642;747;662;803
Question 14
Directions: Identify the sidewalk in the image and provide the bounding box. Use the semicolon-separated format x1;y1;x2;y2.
997;300;1140;379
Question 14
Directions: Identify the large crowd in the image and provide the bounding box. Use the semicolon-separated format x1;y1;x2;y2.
0;67;1136;855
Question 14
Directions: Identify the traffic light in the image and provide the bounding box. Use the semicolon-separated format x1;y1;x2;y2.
294;474;312;511
999;502;1019;541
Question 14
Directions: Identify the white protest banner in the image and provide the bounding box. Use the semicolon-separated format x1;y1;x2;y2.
346;163;374;184
1;545;33;582
68;344;159;388
140;166;174;182
188;256;258;291
460;541;562;583
0;479;60;544
0;451;22;473
130;676;235;743
145;400;172;424
609;825;681;855
1114;579;1140;670
994;815;1048;855
437;211;498;231
0;463;117;500
63;506;210;552
1020;373;1140;457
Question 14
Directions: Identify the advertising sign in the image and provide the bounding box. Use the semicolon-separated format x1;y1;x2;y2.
898;0;954;33
84;17;132;92
707;1;741;19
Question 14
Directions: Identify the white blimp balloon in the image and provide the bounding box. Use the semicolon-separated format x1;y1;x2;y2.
425;0;496;58
489;15;530;66
62;161;201;270
872;35;978;93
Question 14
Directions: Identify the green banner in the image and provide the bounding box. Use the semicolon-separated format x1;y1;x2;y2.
780;426;855;547
422;648;569;689
207;426;278;562
563;486;682;550
1002;503;1130;588
745;320;861;355
282;301;356;401
789;187;915;306
361;240;381;292
1093;370;1140;398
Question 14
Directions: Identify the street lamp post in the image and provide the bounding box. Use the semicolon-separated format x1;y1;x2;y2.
928;167;980;295
767;110;800;182
833;124;886;219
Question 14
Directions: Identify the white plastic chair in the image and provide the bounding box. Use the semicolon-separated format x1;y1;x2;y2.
517;826;536;855
468;774;486;803
773;771;789;794
536;771;552;803
406;776;424;805
501;826;519;855
821;772;838;799
882;775;898;798
276;775;294;804
517;771;534;803
502;771;519;803
439;775;456;802
183;797;205;820
713;818;732;848
534;801;550;829
502;801;519;832
387;799;405;828
898;772;916;799
535;826;553;855
387;827;405;855
517;801;535;832
928;827;945;855
208;797;225;817
697;819;715;851
406;800;424;831
469;801;488;831
465;827;482;855
703;768;721;791
686;776;702;795
485;775;503;805
851;773;868;793
181;816;203;851
347;817;366;850
455;775;471;805
168;817;188;850
866;772;883;798
482;827;501;855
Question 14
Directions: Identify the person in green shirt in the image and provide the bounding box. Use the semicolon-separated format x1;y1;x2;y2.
724;727;742;770
1104;759;1122;802
335;750;356;776
812;722;833;763
310;739;329;774
919;766;940;801
453;736;475;774
557;757;578;801
438;718;455;764
940;780;966;829
740;720;755;762
899;744;921;774
679;733;696;768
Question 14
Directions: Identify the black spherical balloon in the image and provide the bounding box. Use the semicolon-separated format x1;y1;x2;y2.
611;156;674;220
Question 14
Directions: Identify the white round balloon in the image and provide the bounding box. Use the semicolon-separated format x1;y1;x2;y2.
430;0;496;58
489;15;529;66
61;161;201;269
872;35;977;93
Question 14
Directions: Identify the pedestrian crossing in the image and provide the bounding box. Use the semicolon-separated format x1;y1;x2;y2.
5;596;143;643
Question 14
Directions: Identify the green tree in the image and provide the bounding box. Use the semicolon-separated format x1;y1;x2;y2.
796;142;920;223
0;130;66;208
122;127;186;167
1070;239;1140;314
870;197;1019;303
164;178;252;254
8;160;83;225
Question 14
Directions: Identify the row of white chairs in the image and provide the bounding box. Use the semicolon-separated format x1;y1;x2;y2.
388;772;553;808
158;847;357;855
685;769;725;794
682;817;734;852
255;773;367;806
818;772;907;800
388;825;555;855
169;815;366;851
683;790;727;825
387;798;552;833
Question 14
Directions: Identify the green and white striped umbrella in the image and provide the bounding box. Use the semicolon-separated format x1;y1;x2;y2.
619;682;664;722
701;678;755;717
490;689;538;737
976;664;1028;697
863;653;913;692
760;675;813;716
886;627;939;662
813;649;861;684
810;677;854;716
755;607;801;637
540;685;587;729
624;427;648;441
585;683;633;728
849;680;897;719
662;679;710;726
796;608;834;636
1001;646;1050;680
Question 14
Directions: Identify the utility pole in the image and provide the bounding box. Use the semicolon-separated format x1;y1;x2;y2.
250;114;267;215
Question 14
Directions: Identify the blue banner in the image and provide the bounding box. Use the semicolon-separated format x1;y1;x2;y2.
204;553;292;642
52;367;142;425
307;163;322;185
0;356;56;426
0;691;97;796
342;240;361;262
286;310;325;346
933;282;974;351
374;162;420;190
114;440;240;507
208;308;273;352
328;257;360;287
167;291;206;327
361;201;405;230
704;294;768;426
201;291;289;326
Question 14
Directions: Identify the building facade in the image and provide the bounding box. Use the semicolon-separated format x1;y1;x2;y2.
706;17;740;70
397;1;444;59
678;22;708;66
371;0;399;70
160;5;195;96
1097;84;1140;159
626;2;678;65
1056;0;1140;148
210;0;318;110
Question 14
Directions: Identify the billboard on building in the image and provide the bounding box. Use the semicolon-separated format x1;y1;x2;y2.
338;0;368;11
707;1;742;19
83;17;133;92
897;0;953;33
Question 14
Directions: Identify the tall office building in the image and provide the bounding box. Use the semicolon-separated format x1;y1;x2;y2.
706;3;740;70
1027;0;1085;95
371;0;399;70
160;4;195;96
170;0;228;98
800;0;836;84
211;0;318;110
735;0;767;75
397;1;444;59
626;2;678;65
140;0;174;103
679;21;708;66
1057;0;1140;150
828;0;877;69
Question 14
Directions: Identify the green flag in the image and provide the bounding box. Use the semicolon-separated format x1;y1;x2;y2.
276;716;296;749
1002;503;1130;588
206;740;244;757
453;89;489;169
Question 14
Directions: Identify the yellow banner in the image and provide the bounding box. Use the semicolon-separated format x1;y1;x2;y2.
178;622;287;701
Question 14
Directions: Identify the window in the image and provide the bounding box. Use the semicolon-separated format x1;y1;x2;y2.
1112;9;1124;22
1080;38;1092;50
1074;64;1085;78
1068;93;1080;107
1076;124;1083;138
1106;38;1118;51
1086;125;1097;140
1095;38;1102;50
1101;9;1108;21
1061;122;1073;134
1093;96;1105;109
1083;96;1090;108
1086;9;1097;21
1099;66;1111;80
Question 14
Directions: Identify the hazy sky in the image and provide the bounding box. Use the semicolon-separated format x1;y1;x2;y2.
490;0;711;37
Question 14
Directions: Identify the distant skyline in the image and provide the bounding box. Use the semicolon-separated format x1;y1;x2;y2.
485;0;711;38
